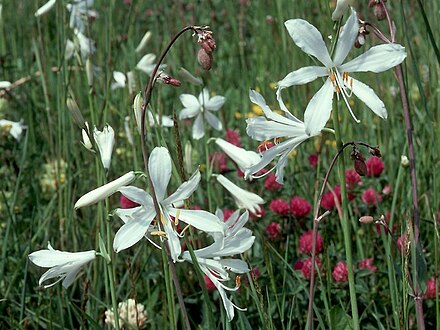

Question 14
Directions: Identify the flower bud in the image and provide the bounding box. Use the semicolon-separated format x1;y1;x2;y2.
156;72;181;87
401;155;409;167
354;159;367;176
198;48;213;71
135;30;152;54
86;58;94;86
359;215;375;224
374;2;387;20
66;97;86;130
133;93;143;133
81;122;93;151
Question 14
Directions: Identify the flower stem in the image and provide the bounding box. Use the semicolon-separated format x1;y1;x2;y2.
331;102;359;329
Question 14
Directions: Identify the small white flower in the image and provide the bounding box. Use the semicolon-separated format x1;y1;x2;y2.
182;210;254;320
215;138;260;172
35;0;57;17
127;71;137;94
114;147;225;260
28;242;96;288
135;30;152;54
0;119;27;142
179;88;225;140
65;39;75;60
0;81;11;89
93;124;115;170
147;111;174;128
216;174;264;215
401;155;409;167
75;171;135;209
277;9;406;135
245;90;320;183
136;54;166;76
110;71;126;90
74;29;96;59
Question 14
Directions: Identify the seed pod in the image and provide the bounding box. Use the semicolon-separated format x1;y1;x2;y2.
354;158;368;176
198;48;212;71
359;216;375;224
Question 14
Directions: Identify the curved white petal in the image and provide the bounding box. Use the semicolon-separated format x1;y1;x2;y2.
35;0;56;17
332;0;351;20
118;186;153;207
180;94;200;111
340;44;407;73
149;147;172;201
221;259;250;274
192;113;205;140
0;81;12;89
113;208;155;253
215;138;260;170
350;78;387;119
333;9;359;66
198;88;210;105
277;66;328;89
179;107;200;119
284;19;333;68
246;118;306;141
162;210;182;262
205;111;223;131
163;171;201;206
168;208;225;233
304;79;334;136
113;71;126;86
93;125;115;170
114;207;145;224
205;95;225;111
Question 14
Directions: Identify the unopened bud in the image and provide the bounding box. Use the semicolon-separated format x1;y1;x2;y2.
178;67;203;86
184;141;193;173
374;3;387;21
354;34;365;48
135;30;152;54
401;155;409;167
81;121;93;151
157;72;181;87
133;93;143;133
359;215;375;224
198;48;213;70
354;159;368;176
86;58;93;86
66;97;86;129
127;71;137;94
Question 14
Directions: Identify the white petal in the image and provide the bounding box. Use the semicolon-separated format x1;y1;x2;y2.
215;138;260;171
75;172;136;209
0;81;11;89
35;0;56;17
148;147;172;201
333;9;359;66
168;208;225;234
205;111;223;131
162;210;182;262
332;0;351;20
179;107;200;119
135;31;152;54
93;125;115;170
114;207;144;224
246;117;306;141
163;171;201;206
192;114;205;140
284;19;333;68
205;95;225;111
112;71;126;86
304;79;334;136
221;259;250;273
118;186;153;207
340;44;407;73
349;78;387;119
179;94;200;111
113;208;155;252
198;88;210;105
277;66;328;89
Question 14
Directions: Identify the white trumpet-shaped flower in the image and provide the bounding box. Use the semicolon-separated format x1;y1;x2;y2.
179;88;225;140
216;174;264;215
181;210;254;320
245;90;320;184
93;124;115;170
113;147;225;261
215;138;260;172
136;54;166;76
277;9;406;135
29;242;96;288
75;171;135;209
0;119;27;142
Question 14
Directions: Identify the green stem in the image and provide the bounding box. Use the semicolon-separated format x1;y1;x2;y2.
331;101;359;329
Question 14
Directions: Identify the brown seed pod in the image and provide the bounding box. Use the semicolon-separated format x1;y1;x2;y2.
198;48;213;71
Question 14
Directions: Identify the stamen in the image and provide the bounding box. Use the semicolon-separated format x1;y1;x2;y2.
151;230;167;237
180;224;191;236
235;276;241;288
334;71;360;123
160;213;166;225
174;210;181;226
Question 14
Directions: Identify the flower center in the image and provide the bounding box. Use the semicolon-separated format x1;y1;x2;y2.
329;69;360;123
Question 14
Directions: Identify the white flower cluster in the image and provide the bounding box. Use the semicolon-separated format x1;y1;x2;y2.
104;299;148;330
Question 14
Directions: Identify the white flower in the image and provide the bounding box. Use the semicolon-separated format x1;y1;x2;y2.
277;9;407;135
74;171;136;209
0;119;27;142
110;71;126;90
147;111;174;128
245;90;320;183
28;242;96;288
67;0;98;33
332;0;354;21
94;124;115;170
74;29;96;59
135;30;152;54
113;147;225;261
215;138;260;172
65;39;75;60
136;54;166;76
181;210;254;320
127;71;137;94
216;174;264;215
179;88;225;140
0;81;11;89
35;0;57;17
81;121;93;150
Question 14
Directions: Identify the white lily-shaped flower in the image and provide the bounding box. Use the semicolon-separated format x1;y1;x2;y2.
75;171;136;209
34;0;57;17
113;147;225;261
136;54;166;76
110;71;126;90
245;90;321;184
332;0;354;21
67;0;98;33
29;242;96;288
277;9;406;135
179;88;225;140
181;210;254;320
216;174;264;215
74;29;96;59
93;124;115;171
0;119;27;142
214;138;260;172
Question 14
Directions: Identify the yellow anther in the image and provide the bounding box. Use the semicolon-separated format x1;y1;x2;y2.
180;224;191;236
174;210;181;226
151;230;167;237
235;276;241;288
273;137;283;145
160;213;166;225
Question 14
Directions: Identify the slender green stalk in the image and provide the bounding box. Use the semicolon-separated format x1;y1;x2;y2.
331;101;359;329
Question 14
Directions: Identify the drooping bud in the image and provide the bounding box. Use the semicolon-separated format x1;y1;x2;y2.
401;155;409;167
133;93;143;133
66;97;86;130
351;147;367;176
374;2;387;20
354;22;369;49
359;215;375;224
156;72;181;87
127;71;137;94
86;57;94;86
197;48;213;71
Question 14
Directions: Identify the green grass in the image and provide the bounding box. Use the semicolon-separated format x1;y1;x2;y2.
0;0;439;328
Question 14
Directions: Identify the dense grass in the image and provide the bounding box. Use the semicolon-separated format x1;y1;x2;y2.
0;0;439;329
